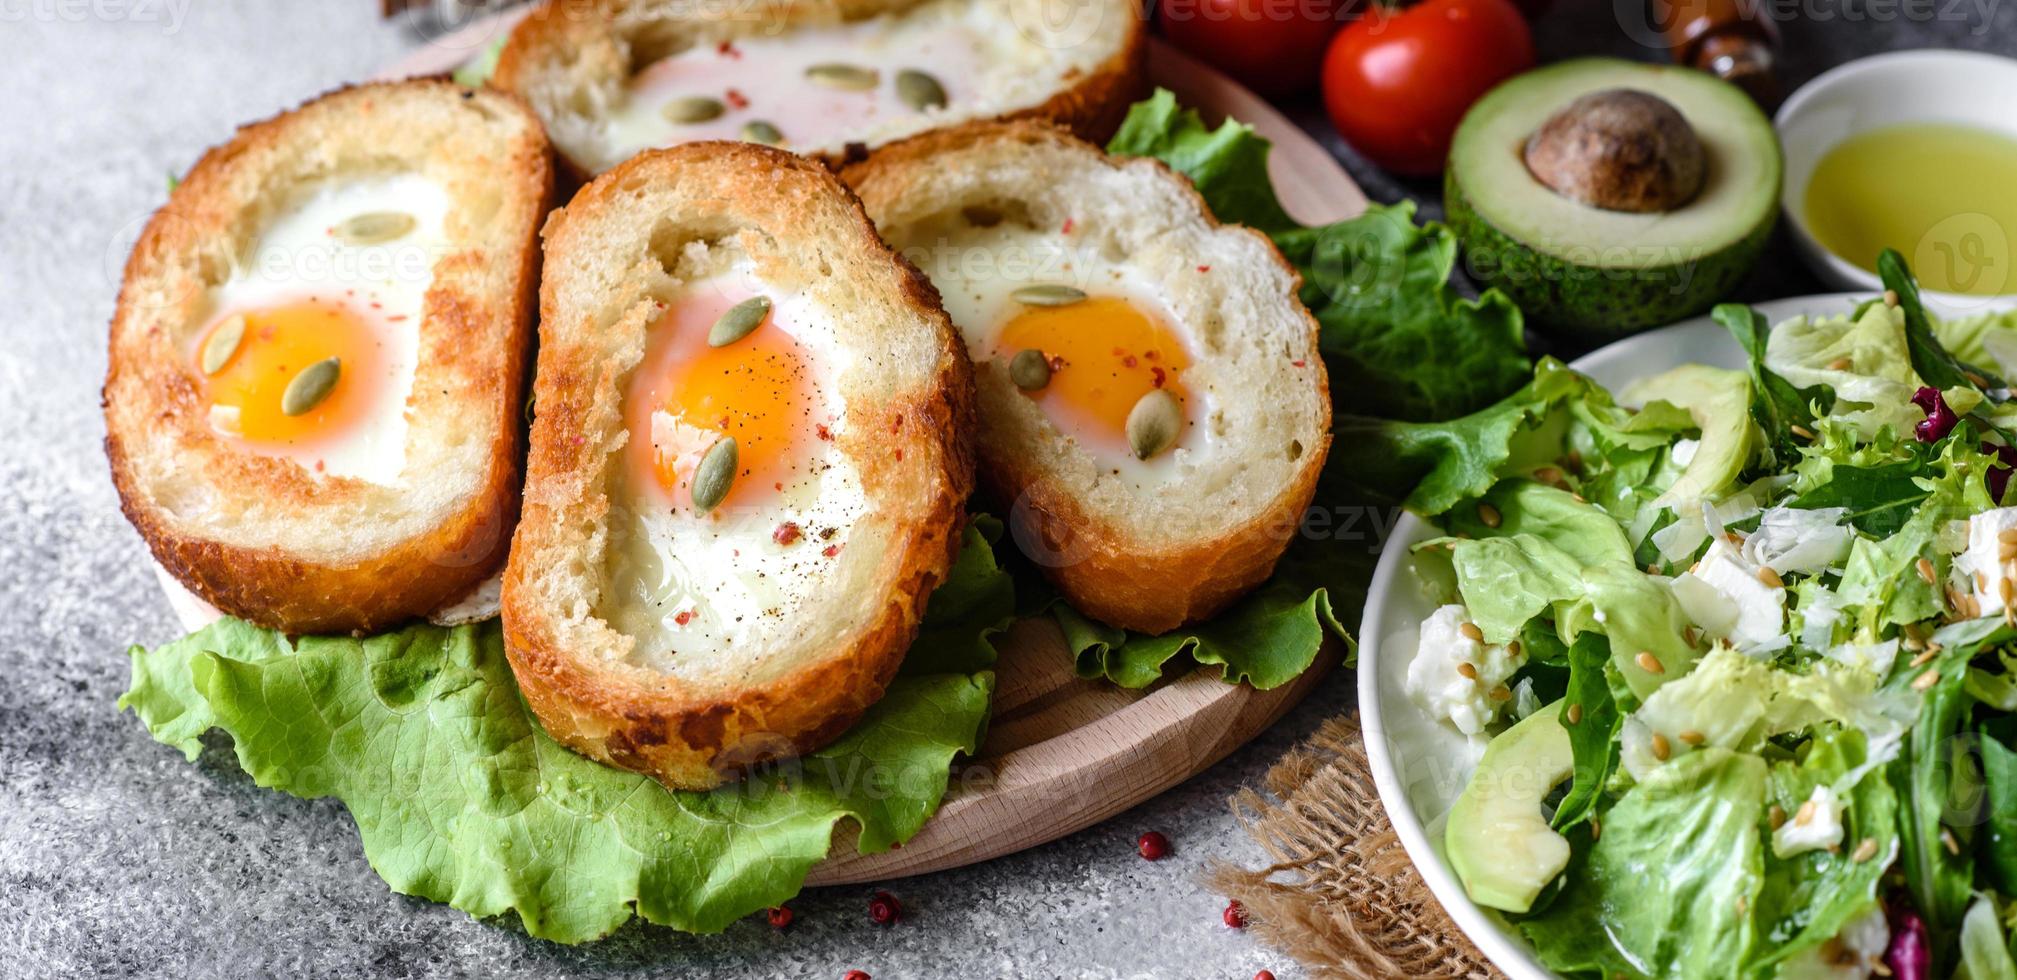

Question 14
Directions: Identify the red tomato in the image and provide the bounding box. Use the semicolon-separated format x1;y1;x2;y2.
1319;0;1535;175
1161;0;1347;98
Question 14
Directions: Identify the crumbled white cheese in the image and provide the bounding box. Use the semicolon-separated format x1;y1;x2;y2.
1772;785;1846;858
1779;904;1891;978
1670;438;1700;467
1743;506;1853;575
1671;538;1786;651
1956;507;2017;617
1406;605;1526;737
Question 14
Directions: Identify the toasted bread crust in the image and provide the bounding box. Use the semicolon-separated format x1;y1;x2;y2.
104;79;553;636
503;142;974;789
491;0;1146;179
845;121;1332;635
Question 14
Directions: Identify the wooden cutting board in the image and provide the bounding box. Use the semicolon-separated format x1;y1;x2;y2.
352;19;1368;885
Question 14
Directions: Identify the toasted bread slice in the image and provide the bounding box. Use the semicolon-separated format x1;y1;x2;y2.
502;141;974;789
844;122;1331;634
104;80;553;636
491;0;1145;178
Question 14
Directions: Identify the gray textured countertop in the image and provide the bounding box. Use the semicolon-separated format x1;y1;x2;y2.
1;4;2006;978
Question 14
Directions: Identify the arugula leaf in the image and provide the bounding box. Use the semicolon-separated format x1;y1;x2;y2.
1714;302;1832;458
1891;626;1987;963
1981;732;2017;897
1519;748;1767;979
1882;248;2004;392
121;523;1011;943
1786;459;1931;536
1551;632;1619;831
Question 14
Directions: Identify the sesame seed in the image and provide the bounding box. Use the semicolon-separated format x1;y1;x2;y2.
1570;492;1587;504
1590;816;1601;840
1459;622;1484;642
1968;370;1991;388
1488;684;1512;702
1852;837;1878;863
1734;894;1748;915
1917;558;1937;585
1914;668;1941;691
1725;531;1746;545
1534;466;1563;486
1911;648;1939;668
1769;805;1786;830
1506;640;1522;657
1883;289;1900;307
1477;503;1502;528
1683;626;1701;646
1651;733;1672;761
1943;828;1961;856
1679;729;1705;746
1795;800;1816;825
1566;703;1584;725
1826;356;1853;371
1757;566;1784;588
1456;662;1479;681
1791;424;1815;441
1635;651;1665;674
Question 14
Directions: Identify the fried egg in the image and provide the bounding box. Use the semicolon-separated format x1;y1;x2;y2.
922;219;1213;482
598;245;868;672
603;0;1057;162
192;174;448;483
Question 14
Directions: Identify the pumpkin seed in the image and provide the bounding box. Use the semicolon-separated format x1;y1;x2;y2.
896;69;947;111
691;437;738;513
335;211;415;246
1125;389;1181;460
281;357;341;417
1010;284;1087;307
662;95;726;124
709;296;771;347
741;120;784;145
200;314;246;375
805;63;878;91
1009;349;1050;390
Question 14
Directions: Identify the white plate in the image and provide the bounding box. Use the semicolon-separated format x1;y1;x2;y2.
1358;291;1993;979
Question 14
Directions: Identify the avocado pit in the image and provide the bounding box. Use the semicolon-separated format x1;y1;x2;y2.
1522;88;1705;214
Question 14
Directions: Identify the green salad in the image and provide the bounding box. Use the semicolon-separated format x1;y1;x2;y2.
1391;255;2017;979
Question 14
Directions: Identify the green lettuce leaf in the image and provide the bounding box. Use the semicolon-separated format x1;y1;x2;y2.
1958;894;2017;980
120;522;1012;943
1105;88;1295;235
1438;480;1635;570
1983;732;2017;896
1749;727;1899;975
1446;534;1585;645
452;36;507;89
1519;748;1767;979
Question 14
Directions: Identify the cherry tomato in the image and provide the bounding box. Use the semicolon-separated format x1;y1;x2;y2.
1319;0;1535;175
1161;0;1348;98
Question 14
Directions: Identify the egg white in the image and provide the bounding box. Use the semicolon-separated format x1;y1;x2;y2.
600;250;873;677
198;174;449;484
603;0;1068;162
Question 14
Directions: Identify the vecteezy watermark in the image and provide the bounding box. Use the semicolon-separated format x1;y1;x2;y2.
1914;211;2013;307
0;0;191;31
1158;0;1347;23
894;237;1117;294
1616;0;2002;45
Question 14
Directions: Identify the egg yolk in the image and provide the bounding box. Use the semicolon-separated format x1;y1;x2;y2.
199;298;392;447
626;293;820;512
995;295;1191;455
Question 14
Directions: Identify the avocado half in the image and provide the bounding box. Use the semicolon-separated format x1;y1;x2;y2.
1446;59;1782;337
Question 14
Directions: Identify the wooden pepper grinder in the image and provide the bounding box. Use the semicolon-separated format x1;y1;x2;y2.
1660;0;1783;108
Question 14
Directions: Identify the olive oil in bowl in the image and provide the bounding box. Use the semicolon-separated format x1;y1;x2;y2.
1803;121;2017;296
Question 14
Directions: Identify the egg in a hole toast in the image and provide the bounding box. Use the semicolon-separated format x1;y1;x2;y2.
502;141;975;789
104;80;553;636
491;0;1146;177
844;121;1331;635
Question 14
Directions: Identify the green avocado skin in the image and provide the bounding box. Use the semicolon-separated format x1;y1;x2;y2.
1445;169;1777;338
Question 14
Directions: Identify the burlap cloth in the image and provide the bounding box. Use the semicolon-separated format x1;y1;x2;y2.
1207;715;1507;980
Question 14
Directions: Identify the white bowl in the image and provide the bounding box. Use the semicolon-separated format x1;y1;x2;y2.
1775;49;2017;310
1357;292;1991;979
